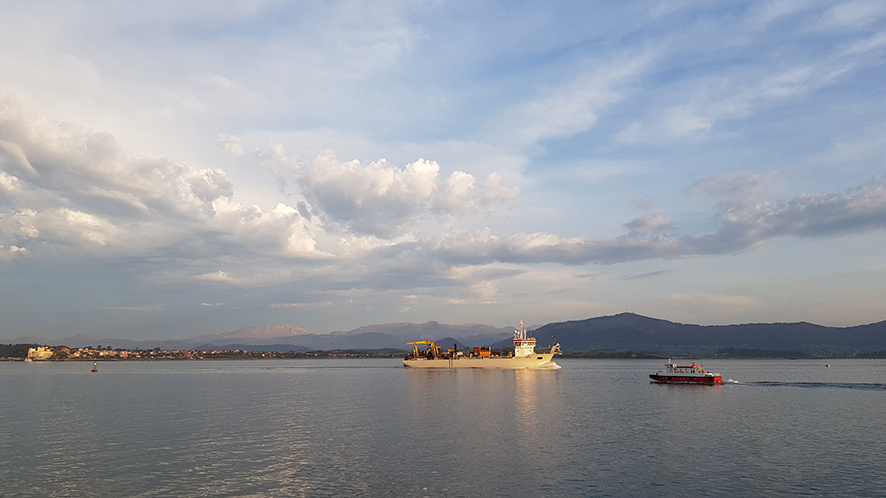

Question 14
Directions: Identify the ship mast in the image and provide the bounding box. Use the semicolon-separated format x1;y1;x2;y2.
512;320;536;358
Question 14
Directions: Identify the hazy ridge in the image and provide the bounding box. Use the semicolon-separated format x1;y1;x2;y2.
8;313;886;356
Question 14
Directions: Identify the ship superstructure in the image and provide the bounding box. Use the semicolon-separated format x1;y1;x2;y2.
403;321;561;369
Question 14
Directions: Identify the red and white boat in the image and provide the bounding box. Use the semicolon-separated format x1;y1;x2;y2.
649;360;722;384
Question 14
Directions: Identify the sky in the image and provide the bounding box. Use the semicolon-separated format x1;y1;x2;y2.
2;1;886;341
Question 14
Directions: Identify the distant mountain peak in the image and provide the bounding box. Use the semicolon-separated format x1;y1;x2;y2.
194;325;311;342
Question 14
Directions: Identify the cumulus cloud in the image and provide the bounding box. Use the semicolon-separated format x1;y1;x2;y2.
622;215;677;240
716;174;886;239
0;207;119;249
217;133;244;157
293;151;438;238
2;97;526;276
0;97;325;260
5;93;884;276
432;171;519;218
0;244;27;261
420;173;886;266
673;173;886;251
0;140;38;177
291;150;518;238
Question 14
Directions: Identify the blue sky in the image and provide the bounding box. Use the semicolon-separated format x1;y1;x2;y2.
2;1;885;341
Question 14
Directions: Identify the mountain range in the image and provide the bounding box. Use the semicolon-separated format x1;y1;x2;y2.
8;313;886;356
533;313;886;356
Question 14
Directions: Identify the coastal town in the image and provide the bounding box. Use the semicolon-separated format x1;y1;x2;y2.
4;345;404;361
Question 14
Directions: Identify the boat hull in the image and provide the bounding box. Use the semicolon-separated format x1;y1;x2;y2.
404;353;559;369
649;374;722;384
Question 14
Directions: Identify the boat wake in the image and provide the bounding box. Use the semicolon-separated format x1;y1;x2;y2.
744;381;886;391
537;363;562;370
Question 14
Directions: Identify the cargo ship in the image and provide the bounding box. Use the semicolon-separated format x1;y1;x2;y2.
403;321;561;369
649;360;722;384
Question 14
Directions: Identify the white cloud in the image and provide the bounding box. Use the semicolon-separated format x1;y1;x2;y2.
432;171;519;219
293;151;439;238
218;133;244;157
0;139;38;177
421;174;886;266
842;31;886;56
687;171;769;208
617;64;831;144
0;171;23;192
447;280;501;305
685;174;886;252
497;53;653;148
0;96;326;260
5;95;885;275
750;1;818;26
613;4;885;146
2;208;119;248
196;271;236;283
819;1;886;30
622;215;676;240
0;244;27;261
2;1;886;337
749;175;886;237
661;106;712;136
288;149;519;239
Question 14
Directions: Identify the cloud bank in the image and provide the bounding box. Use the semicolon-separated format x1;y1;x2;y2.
3;97;884;276
2;1;885;336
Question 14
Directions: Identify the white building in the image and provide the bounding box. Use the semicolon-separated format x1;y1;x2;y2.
27;347;53;361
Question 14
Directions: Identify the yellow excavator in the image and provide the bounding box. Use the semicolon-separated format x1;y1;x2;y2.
407;340;441;358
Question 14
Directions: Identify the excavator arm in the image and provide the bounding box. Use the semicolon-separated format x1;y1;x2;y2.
406;340;440;357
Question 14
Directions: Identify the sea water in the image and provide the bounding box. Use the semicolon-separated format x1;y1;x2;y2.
2;359;885;497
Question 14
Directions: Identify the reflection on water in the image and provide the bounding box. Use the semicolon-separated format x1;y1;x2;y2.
3;359;886;496
514;368;539;435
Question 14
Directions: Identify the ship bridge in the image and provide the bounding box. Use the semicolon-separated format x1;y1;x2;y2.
512;321;537;358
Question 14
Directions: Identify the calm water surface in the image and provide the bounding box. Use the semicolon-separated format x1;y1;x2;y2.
2;359;885;497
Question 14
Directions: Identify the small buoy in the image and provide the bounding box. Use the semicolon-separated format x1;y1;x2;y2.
92;362;98;373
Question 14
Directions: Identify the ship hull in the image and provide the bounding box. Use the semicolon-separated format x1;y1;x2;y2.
649;374;722;384
403;353;559;369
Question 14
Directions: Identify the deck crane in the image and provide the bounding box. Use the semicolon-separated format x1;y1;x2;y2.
406;340;441;358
